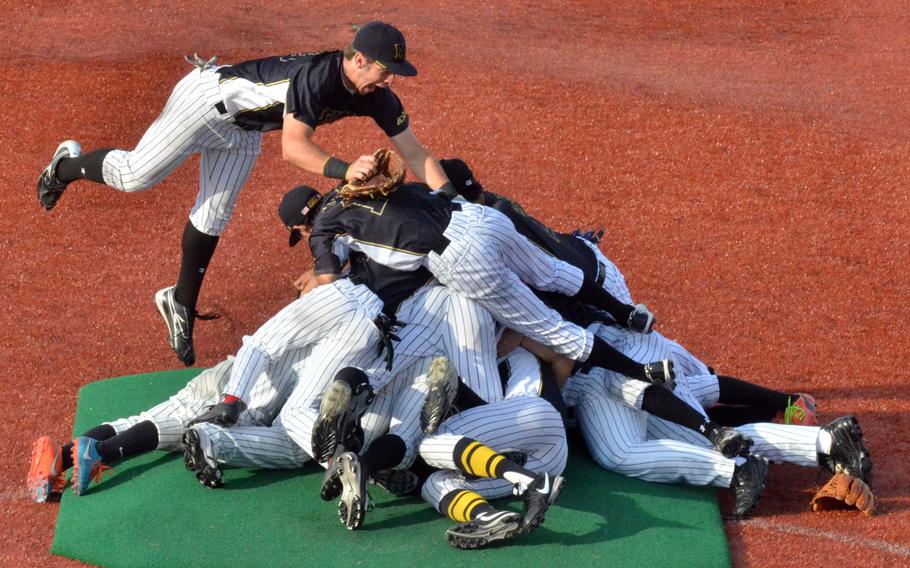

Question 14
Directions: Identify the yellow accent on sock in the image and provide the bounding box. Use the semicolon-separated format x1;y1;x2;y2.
459;441;482;473
446;490;488;523
487;455;505;478
467;444;499;478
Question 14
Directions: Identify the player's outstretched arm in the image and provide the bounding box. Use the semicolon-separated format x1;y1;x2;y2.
281;115;377;182
391;127;450;189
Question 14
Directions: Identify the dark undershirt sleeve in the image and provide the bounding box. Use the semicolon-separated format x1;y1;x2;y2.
367;89;409;137
308;224;343;275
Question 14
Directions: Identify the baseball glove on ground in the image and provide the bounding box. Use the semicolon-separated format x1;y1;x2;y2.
339;148;406;205
811;472;875;515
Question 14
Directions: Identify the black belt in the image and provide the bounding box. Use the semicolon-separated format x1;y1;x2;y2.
431;202;462;254
214;101;227;114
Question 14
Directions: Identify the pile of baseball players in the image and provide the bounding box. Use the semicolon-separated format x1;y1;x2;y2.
28;21;875;550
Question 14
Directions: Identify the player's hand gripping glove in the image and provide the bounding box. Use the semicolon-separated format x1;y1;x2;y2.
811;472;875;515
339;148;406;205
187;400;244;428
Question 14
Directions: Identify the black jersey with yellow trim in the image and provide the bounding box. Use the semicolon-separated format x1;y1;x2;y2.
309;183;454;275
216;50;409;135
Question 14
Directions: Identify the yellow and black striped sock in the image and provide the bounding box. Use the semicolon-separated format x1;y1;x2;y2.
452;437;536;484
439;489;495;522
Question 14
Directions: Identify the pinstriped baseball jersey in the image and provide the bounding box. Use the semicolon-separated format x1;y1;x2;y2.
309;185;596;360
216;51;409;134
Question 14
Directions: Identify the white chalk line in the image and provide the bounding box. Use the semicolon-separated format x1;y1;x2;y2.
737;518;910;558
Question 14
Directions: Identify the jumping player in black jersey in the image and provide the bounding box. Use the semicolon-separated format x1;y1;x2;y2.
34;21;454;366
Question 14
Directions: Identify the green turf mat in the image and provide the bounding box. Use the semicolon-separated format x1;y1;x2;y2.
52;370;731;567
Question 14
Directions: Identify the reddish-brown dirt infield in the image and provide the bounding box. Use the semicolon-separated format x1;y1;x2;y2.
3;2;909;566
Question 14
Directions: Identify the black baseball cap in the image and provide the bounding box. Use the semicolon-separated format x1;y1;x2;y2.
440;158;484;202
278;185;323;247
353;21;418;77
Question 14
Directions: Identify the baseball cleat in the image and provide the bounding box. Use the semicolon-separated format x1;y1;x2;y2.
627;303;656;334
336;451;370;530
731;455;769;518
155;286;197;367
183;427;224;488
445;510;522;549
187;400;243;428
708;426;754;459
519;472;565;531
71;437;112;496
420;356;459;434
643;359;675;389
820;415;873;487
311;372;374;463
776;393;818;426
320;446;345;501
27;436;66;503
37;140;80;211
370;468;421;496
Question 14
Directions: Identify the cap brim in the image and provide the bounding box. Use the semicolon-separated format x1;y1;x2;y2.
289;229;302;247
383;60;418;77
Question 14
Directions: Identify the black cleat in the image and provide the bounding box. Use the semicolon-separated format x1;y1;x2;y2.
708;426;753;459
336;451;370;530
821;415;874;486
187;400;243;428
182;427;224;488
311;372;374;464
445;510;522;549
420;356;459;434
627;303;656;334
37;140;80;211
370;468;420;496
320;445;345;501
519;472;565;532
155;286;197;366
731;455;769;518
643;359;675;389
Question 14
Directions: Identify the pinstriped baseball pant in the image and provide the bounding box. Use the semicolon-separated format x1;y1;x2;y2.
419;396;567;513
427;203;594;361
105;345;307;454
101;68;261;236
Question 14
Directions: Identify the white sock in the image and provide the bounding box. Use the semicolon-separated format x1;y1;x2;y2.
502;470;536;489
816;429;833;455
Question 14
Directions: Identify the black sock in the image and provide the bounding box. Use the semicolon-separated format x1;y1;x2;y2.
707;404;778;427
61;424;118;471
454;380;488;409
716;375;791;410
56;148;114;184
573;280;635;325
95;421;159;465
585;336;649;380
175;221;220;310
359;434;406;475
641;384;717;440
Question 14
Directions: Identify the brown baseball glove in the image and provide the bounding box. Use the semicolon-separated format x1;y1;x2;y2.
339;148;406;205
810;472;875;515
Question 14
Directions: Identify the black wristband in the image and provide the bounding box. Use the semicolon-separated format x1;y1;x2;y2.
323;156;350;180
438;181;458;198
